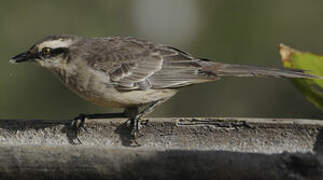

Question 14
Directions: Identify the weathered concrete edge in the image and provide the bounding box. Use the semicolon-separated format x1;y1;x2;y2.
0;117;322;153
86;117;323;126
0;117;323;179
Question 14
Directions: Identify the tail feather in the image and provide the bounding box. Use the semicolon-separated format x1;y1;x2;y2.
200;61;322;79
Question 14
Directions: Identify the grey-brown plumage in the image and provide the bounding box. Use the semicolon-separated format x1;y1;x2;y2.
10;35;320;138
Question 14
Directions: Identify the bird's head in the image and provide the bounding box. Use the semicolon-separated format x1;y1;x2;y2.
10;35;80;69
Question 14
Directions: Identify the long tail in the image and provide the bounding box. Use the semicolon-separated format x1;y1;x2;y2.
200;60;321;79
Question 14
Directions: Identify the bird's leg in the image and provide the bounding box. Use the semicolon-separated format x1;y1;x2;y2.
123;107;140;137
76;112;127;120
72;112;127;133
127;99;166;138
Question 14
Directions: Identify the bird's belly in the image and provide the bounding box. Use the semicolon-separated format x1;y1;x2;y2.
55;67;177;108
64;76;176;107
85;88;177;108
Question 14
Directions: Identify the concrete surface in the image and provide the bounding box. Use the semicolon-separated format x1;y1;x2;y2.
0;117;323;179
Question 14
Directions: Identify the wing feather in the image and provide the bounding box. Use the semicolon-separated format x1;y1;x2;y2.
79;37;214;90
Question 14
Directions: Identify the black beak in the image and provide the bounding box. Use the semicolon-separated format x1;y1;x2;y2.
11;51;37;63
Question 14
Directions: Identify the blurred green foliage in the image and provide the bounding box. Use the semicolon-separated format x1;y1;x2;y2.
280;44;323;110
1;0;323;119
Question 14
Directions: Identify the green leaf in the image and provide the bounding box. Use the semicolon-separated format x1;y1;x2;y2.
279;44;323;111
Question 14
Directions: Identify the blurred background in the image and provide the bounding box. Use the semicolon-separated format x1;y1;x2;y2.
1;0;323;120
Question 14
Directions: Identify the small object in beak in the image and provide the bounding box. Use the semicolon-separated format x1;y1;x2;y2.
10;51;33;63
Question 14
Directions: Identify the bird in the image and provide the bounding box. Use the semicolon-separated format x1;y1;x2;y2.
10;35;321;138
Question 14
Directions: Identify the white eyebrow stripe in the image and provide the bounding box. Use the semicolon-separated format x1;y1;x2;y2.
38;39;73;49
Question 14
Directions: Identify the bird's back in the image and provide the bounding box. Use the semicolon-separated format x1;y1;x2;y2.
69;36;217;91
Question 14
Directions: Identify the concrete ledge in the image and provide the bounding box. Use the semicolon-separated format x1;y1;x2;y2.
0;117;323;179
1;117;322;152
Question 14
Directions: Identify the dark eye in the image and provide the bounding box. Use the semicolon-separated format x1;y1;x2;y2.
41;47;52;56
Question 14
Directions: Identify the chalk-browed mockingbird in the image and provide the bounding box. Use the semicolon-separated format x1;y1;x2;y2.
10;35;320;138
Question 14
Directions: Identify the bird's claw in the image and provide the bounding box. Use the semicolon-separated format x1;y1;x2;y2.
72;113;89;134
130;127;143;139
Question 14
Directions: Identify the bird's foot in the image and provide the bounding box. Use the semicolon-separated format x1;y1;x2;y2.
130;125;143;139
71;113;89;134
123;118;143;138
129;129;143;147
121;118;143;147
64;113;89;144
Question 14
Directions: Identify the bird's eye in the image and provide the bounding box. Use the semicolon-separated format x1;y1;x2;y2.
41;47;52;56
